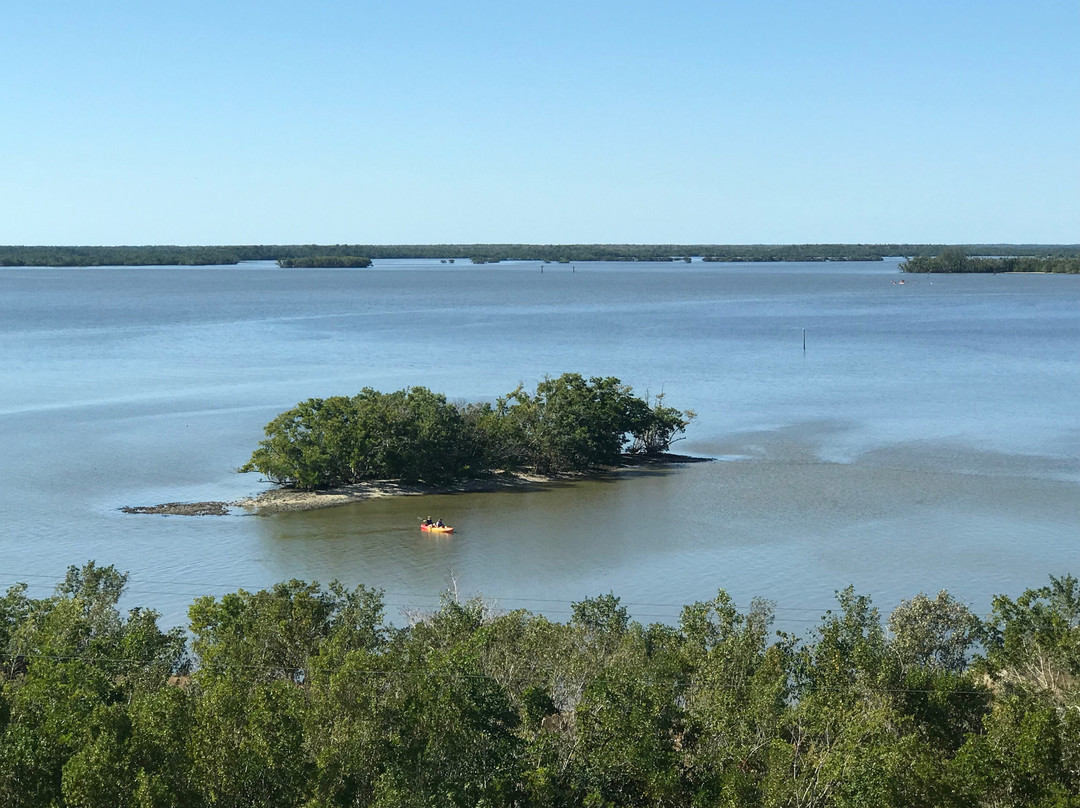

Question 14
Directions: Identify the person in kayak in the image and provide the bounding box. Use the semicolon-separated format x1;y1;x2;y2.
421;516;432;526
435;518;445;527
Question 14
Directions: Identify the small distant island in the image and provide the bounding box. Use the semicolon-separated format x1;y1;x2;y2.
276;256;372;268
901;247;1080;274
124;374;698;515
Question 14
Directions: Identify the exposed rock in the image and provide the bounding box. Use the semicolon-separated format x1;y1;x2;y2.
121;501;231;516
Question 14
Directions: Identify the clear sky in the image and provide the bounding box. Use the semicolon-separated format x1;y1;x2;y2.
2;1;1077;246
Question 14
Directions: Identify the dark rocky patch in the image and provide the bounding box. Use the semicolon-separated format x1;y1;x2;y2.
121;501;231;516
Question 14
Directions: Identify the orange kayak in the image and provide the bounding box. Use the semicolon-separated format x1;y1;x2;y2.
421;524;454;534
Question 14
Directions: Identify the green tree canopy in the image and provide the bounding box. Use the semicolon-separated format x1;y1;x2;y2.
240;375;695;489
4;567;1080;805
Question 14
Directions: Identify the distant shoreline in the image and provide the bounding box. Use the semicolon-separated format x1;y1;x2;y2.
6;243;1078;268
121;453;711;516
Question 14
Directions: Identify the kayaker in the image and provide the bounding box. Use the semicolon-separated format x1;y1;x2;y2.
422;517;432;526
435;518;445;528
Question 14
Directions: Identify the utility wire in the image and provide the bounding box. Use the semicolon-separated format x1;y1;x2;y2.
0;570;898;618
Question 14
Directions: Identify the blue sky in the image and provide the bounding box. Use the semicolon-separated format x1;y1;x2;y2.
2;1;1077;245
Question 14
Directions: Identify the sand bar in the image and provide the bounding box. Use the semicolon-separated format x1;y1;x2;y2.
121;454;709;516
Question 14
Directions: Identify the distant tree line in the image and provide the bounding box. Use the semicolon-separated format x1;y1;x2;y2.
0;245;378;267
276;256;372;268
901;247;1080;274
2;561;1080;807
4;243;1078;267
239;374;695;489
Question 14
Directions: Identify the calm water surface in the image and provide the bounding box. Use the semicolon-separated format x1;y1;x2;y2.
1;259;1078;631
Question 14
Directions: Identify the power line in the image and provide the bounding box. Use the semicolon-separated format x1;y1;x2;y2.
0;569;886;619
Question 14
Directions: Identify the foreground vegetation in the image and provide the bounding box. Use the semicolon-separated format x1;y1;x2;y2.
901;248;1080;274
2;562;1079;807
239;374;694;489
4;243;1079;267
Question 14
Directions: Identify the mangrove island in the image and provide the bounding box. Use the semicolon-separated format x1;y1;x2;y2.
239;373;695;490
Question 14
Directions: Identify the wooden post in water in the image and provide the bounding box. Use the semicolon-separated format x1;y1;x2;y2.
803;328;806;351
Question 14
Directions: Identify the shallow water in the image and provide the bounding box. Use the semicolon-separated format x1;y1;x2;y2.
1;259;1078;632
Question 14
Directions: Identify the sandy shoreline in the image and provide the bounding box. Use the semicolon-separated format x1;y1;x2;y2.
121;454;709;516
233;472;557;514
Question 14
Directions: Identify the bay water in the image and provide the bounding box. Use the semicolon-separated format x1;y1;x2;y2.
1;259;1077;633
